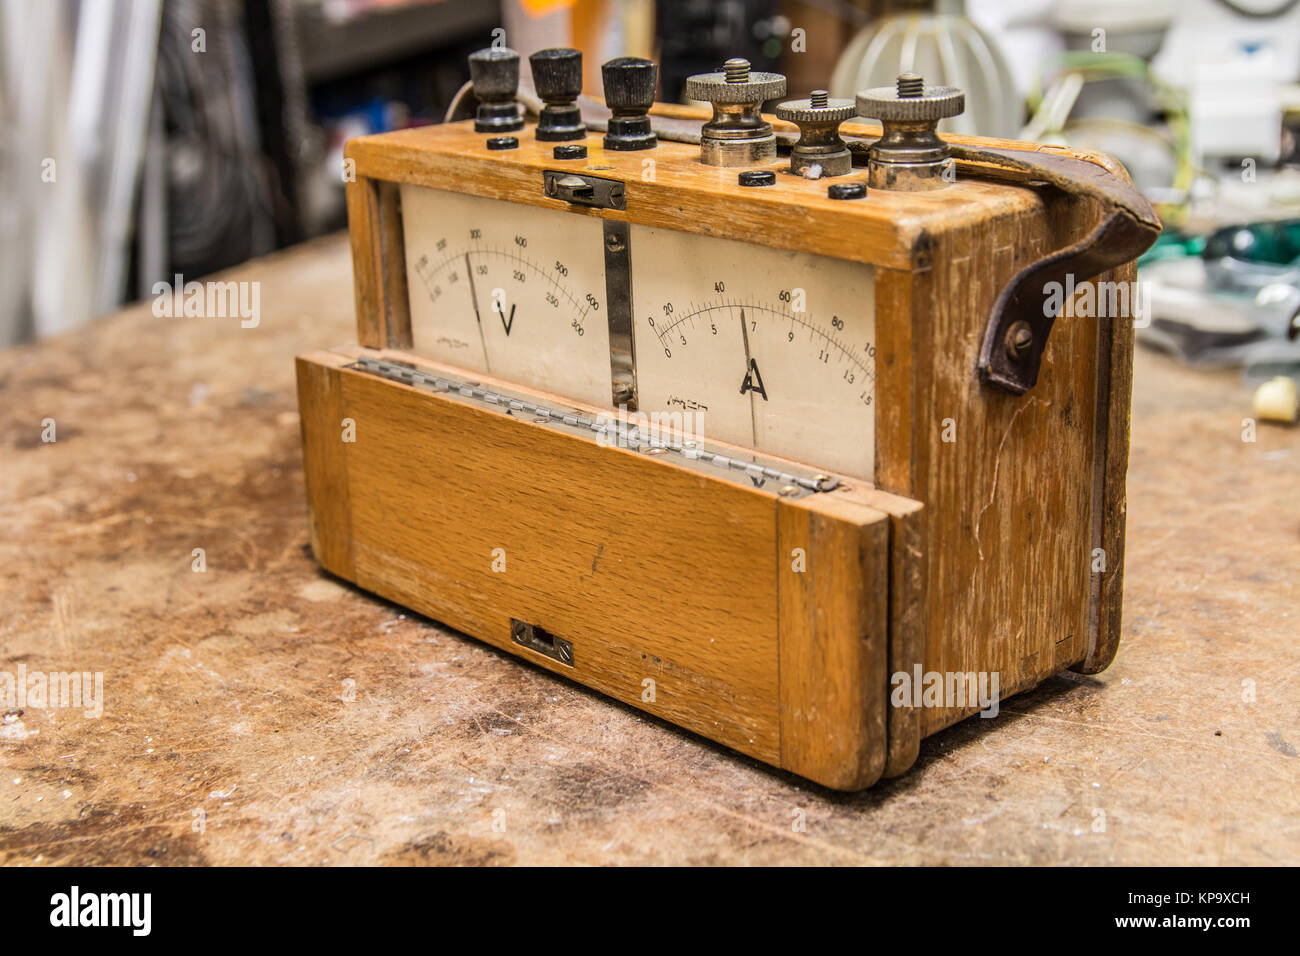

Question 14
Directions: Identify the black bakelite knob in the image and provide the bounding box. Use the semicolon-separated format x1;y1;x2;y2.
601;56;657;151
530;48;586;142
469;48;524;133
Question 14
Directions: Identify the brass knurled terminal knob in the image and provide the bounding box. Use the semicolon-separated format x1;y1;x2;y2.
685;58;786;168
855;72;964;191
775;90;857;178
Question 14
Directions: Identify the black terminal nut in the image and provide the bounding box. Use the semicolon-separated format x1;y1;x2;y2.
469;47;524;133
530;48;586;141
828;181;867;200
602;56;657;151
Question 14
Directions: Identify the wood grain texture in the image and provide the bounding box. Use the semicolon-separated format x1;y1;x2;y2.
816;484;928;777
1076;260;1136;673
345;178;384;349
870;492;927;778
339;114;1138;764
344;120;1046;274
777;493;890;790
874;267;915;496
346;177;413;351
304;355;785;763
297;347;932;788
896;193;1117;735
376;181;413;351
295;353;355;579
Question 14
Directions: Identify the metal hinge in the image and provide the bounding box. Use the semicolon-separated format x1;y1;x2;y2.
349;355;840;497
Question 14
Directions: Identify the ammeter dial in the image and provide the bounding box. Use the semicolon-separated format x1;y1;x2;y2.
630;224;876;480
401;185;612;407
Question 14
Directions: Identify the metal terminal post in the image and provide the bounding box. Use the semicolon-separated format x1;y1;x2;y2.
530;48;586;141
775;89;857;178
602;57;658;151
856;72;964;191
685;58;786;167
468;48;524;133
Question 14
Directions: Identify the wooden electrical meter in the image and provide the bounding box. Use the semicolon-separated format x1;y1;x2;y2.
296;48;1159;790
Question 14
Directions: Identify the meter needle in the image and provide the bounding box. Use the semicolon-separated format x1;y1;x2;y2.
738;307;760;447
464;252;492;372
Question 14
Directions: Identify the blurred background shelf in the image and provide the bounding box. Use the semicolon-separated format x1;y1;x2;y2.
296;0;502;84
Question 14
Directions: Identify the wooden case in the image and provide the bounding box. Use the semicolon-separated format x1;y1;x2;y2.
296;109;1140;790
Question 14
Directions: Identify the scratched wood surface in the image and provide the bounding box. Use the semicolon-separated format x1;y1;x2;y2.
0;235;1295;865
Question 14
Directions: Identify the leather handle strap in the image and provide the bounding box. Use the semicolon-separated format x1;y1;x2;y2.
949;145;1161;394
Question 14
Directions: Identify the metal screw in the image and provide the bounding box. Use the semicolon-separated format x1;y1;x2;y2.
857;73;964;124
1005;321;1034;361
897;72;924;98
724;58;750;83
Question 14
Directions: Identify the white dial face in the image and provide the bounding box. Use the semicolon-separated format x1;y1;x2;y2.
401;185;612;407
399;185;877;481
630;225;876;480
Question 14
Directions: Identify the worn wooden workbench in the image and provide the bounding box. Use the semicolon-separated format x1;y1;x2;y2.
0;235;1295;865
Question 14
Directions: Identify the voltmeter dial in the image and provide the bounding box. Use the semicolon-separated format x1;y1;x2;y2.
631;225;876;480
401;185;612;407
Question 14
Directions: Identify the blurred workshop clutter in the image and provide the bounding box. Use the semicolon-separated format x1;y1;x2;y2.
0;0;496;347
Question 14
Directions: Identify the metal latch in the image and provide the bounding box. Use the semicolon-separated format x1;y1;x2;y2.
543;170;626;210
511;619;574;666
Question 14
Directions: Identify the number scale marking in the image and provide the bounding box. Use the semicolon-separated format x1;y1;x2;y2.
630;225;877;480
401;185;612;407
